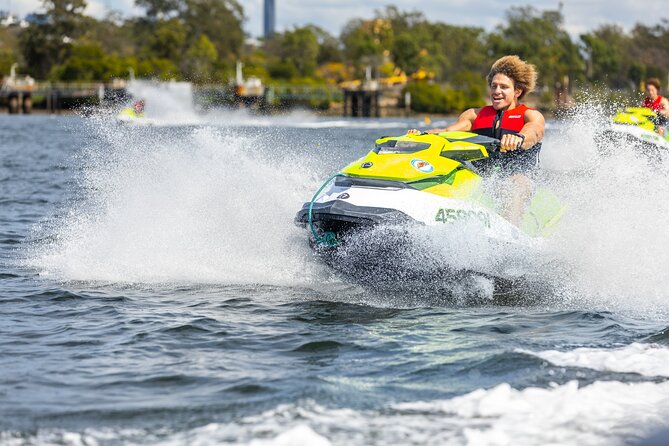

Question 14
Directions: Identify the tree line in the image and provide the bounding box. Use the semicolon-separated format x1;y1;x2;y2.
1;1;668;111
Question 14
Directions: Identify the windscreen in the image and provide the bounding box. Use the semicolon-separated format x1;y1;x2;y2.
374;140;430;154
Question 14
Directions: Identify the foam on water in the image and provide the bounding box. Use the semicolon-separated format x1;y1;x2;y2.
539;102;669;315
175;377;669;445
24;113;457;293
521;342;669;377
318;221;544;305
7;378;669;445
125;79;203;126
27;124;329;285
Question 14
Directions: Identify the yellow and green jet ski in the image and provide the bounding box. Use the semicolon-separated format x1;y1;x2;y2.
295;132;564;257
597;107;669;154
116;105;155;126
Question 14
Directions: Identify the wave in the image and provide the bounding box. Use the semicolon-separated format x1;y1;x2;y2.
7;379;668;445
519;342;669;377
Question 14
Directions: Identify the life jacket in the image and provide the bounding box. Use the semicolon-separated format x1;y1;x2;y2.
643;96;665;112
471;104;529;139
471;104;541;171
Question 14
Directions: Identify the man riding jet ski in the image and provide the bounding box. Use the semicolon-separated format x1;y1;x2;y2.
296;55;562;248
596;107;669;155
597;78;669;155
117;99;155;125
295;55;567;287
409;55;545;226
642;77;669;137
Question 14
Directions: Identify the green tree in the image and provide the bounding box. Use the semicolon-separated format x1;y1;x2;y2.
137;58;180;80
580;25;629;88
135;0;181;18
305;25;343;65
370;7;489;82
263;26;322;80
134;0;243;66
184;34;218;82
376;5;425;36
145;18;187;62
49;43;107;80
452;70;486;107
18;0;88;78
431;23;488;80
125;16;187;78
392;32;421;74
181;0;243;64
628;21;669;85
403;81;470;114
0;50;15;76
267;60;297;80
79;13;136;58
18;26;52;78
49;42;137;81
488;6;584;95
0;27;20;75
340;17;393;71
281;27;319;77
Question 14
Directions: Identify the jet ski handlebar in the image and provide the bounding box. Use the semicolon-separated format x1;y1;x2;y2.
490;132;525;150
413;130;525;154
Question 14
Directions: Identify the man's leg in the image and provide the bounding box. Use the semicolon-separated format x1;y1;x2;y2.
504;173;532;226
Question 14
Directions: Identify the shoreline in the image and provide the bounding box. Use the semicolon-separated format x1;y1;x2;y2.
0;106;457;120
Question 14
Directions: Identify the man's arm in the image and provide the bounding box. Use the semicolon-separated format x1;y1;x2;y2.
659;97;669;118
438;108;477;132
499;108;545;152
519;109;545;149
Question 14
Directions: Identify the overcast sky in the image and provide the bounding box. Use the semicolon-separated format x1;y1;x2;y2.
6;0;668;38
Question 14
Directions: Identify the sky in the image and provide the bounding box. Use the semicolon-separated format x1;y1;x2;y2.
5;0;668;38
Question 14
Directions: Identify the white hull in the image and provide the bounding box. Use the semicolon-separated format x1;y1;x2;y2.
601;123;669;151
307;181;537;248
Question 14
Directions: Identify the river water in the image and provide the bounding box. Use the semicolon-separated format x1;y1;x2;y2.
2;110;669;445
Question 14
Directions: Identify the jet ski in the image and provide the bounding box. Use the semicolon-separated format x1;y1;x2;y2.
117;107;150;125
116;100;156;126
295;132;564;267
597;107;669;155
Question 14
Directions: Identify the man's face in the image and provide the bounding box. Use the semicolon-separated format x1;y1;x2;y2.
490;73;521;110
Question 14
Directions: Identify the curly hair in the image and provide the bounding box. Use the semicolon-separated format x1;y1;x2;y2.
646;77;661;92
487;55;538;100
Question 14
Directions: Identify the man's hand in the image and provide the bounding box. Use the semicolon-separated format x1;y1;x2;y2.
499;133;524;152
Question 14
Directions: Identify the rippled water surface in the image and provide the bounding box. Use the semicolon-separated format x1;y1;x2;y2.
2;111;669;445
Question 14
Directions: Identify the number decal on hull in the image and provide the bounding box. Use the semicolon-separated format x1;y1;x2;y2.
435;208;490;228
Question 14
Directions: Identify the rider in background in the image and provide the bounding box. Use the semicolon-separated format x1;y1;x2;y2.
642;78;669;137
133;99;145;117
408;55;545;226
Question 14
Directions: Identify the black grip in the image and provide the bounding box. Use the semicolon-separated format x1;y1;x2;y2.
489;132;525;154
